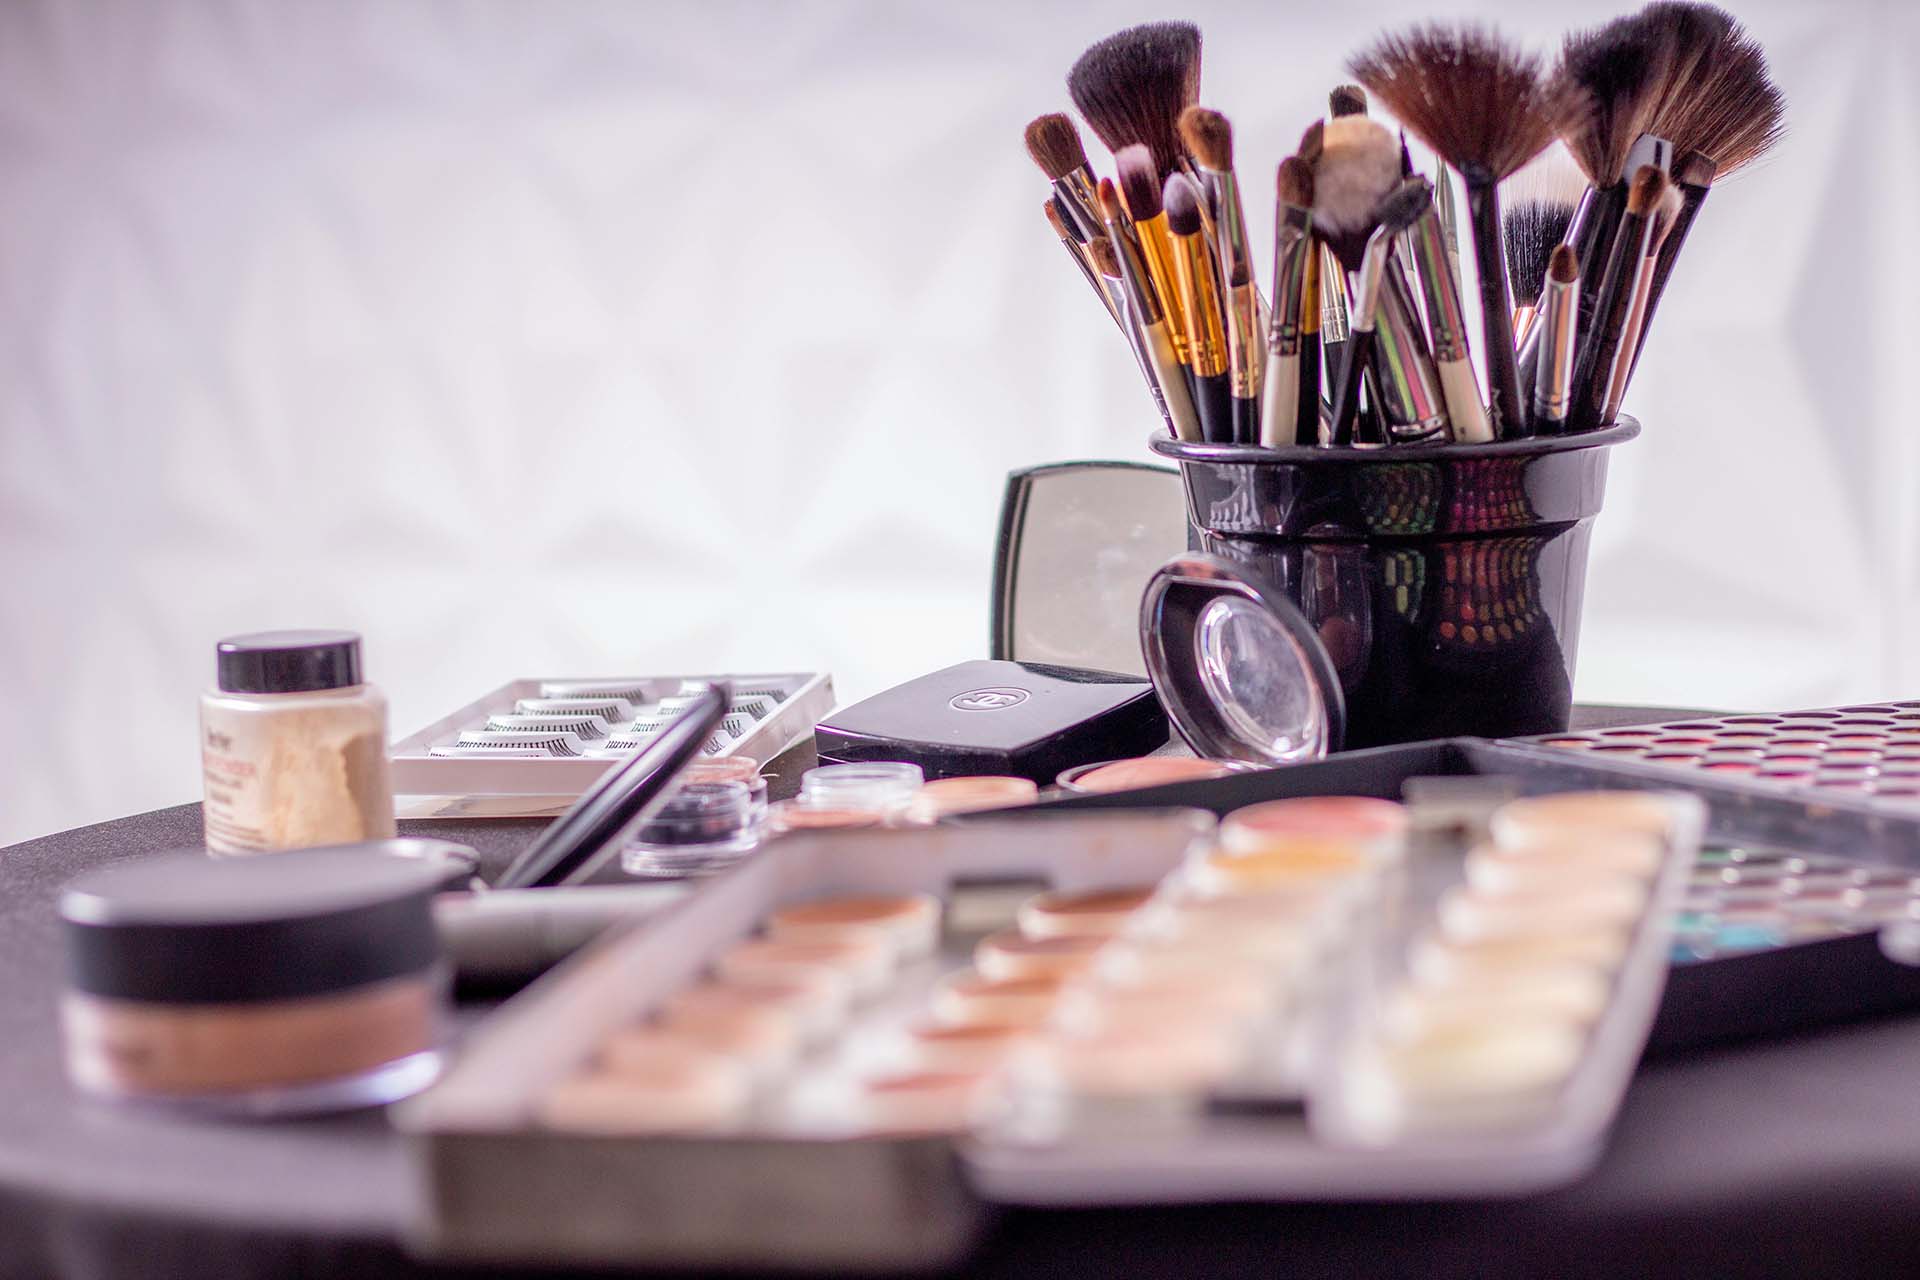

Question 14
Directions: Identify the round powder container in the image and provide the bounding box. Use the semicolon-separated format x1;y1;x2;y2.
1190;838;1372;896
58;847;448;1115
1017;886;1157;940
907;776;1039;822
798;762;925;815
767;893;942;961
1057;757;1241;794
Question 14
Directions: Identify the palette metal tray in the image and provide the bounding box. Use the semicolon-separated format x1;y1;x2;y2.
399;779;1699;1271
388;672;833;812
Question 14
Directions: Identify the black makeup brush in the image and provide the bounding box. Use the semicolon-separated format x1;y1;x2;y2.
1503;183;1577;353
1068;22;1202;182
1025;112;1103;242
1330;84;1368;118
1265;155;1318;447
1629;6;1784;368
1351;24;1560;439
1163;173;1235;444
1180;107;1262;442
1569;164;1667;430
1532;243;1580;430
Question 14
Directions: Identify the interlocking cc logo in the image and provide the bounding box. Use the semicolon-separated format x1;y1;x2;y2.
949;687;1030;712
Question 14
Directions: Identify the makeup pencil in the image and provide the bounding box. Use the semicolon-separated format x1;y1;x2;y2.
1180;107;1262;443
1570;164;1667;429
1163;173;1235;444
1025;113;1104;242
1532;244;1580;430
1262;155;1315;447
1351;25;1560;439
1068;22;1203;183
1098;178;1203;442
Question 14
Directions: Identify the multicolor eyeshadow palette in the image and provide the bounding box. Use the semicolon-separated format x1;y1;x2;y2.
1528;701;1920;804
1674;844;1920;962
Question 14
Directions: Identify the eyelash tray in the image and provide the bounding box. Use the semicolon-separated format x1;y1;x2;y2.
387;673;832;815
397;784;1703;1270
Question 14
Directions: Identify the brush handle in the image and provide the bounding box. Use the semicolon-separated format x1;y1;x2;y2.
1464;177;1524;439
1111;287;1177;437
1438;359;1491;443
1626;182;1707;380
1232;393;1259;444
1191;370;1235;445
1296;337;1322;446
1518;182;1616;431
1570;206;1651;431
1328;330;1374;447
1145;318;1201;442
1260;351;1299;448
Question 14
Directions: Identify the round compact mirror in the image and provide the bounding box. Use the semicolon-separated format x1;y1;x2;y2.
1139;553;1345;764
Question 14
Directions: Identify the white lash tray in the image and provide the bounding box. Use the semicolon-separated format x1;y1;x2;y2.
388;672;833;814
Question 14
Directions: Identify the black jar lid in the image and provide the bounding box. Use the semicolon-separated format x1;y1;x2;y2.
61;847;446;1004
216;630;364;694
1139;552;1346;765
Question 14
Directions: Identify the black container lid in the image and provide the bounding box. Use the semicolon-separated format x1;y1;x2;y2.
61;847;446;1004
1140;552;1346;764
217;630;364;694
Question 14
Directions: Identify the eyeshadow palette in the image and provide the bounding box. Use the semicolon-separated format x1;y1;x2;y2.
1527;702;1920;804
399;789;1700;1270
389;673;834;816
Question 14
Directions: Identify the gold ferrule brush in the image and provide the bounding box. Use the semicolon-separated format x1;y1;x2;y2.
1101;190;1202;442
1533;245;1579;428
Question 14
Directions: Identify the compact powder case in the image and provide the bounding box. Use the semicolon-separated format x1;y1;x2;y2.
59;846;452;1116
1139;552;1346;765
812;660;1169;784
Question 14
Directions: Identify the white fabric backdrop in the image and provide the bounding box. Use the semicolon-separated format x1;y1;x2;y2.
1;0;1911;845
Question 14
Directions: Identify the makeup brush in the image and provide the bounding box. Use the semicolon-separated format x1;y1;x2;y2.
1025;112;1104;242
1602;180;1682;423
1366;180;1450;443
1328;182;1439;446
1629;8;1784;368
1098;179;1202;442
1351;24;1560;438
1068;21;1202;182
1180;107;1263;442
1504;199;1573;349
1089;233;1192;440
1569;164;1667;430
1399;175;1492;443
1309;116;1401;446
1532;244;1580;430
1163;173;1235;444
1330;84;1368;118
1044;197;1123;330
1263;155;1316;447
1116;144;1192;369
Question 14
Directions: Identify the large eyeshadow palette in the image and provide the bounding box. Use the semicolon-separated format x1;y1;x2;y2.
1674;843;1920;963
1528;702;1920;804
399;795;1700;1270
389;673;834;813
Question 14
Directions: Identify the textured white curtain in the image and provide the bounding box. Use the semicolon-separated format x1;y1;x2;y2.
0;0;1907;844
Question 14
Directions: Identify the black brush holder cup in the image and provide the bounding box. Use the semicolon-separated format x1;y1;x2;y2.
1144;420;1637;754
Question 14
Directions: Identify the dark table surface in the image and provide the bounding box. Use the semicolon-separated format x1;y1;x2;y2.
8;712;1920;1280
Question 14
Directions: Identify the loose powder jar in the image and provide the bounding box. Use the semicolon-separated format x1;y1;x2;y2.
200;630;396;855
59;847;449;1116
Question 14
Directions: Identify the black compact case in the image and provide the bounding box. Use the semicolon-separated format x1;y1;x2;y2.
812;660;1168;784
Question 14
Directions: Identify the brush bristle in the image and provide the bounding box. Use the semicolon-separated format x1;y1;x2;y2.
1115;144;1164;221
1548;242;1578;284
1087;235;1122;278
1505;144;1590;208
1044;199;1071;240
1178;106;1233;171
1024;112;1091;181
1373;177;1433;235
1096;177;1127;224
1675;150;1716;188
1277;155;1314;210
1552;14;1672;187
1068;21;1203;180
1641;4;1784;176
1350;23;1559;181
1626;164;1668;217
1330;84;1368;117
1164;173;1203;236
1050;194;1087;243
1503;199;1575;306
1298;118;1326;165
1311;116;1402;235
1650;182;1684;242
